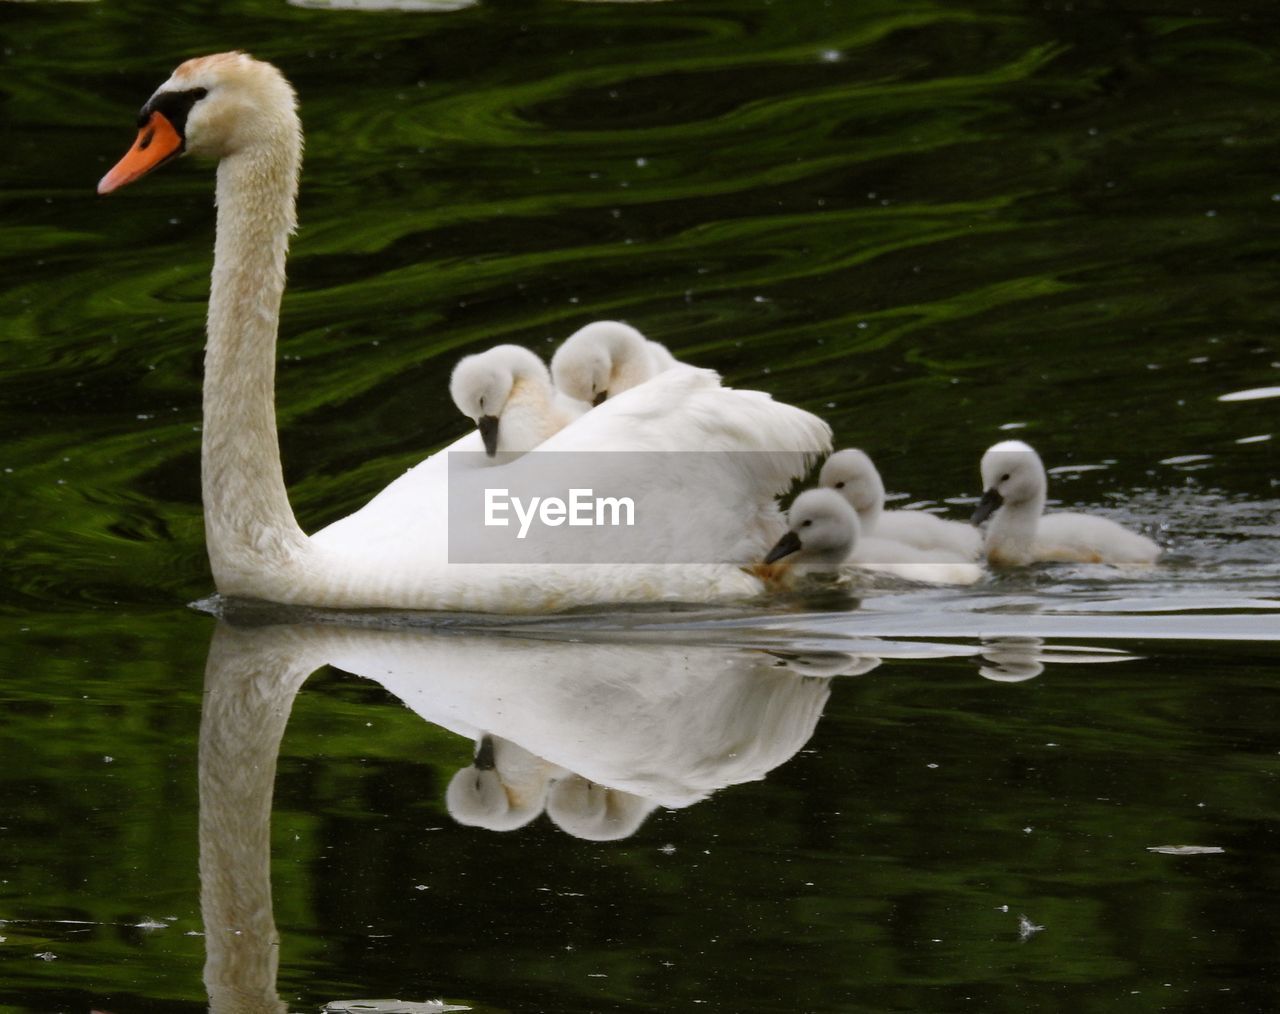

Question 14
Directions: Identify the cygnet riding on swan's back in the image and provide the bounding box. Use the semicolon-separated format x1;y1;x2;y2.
972;440;1160;566
96;53;831;612
449;344;586;459
550;320;678;406
820;448;982;560
764;489;983;585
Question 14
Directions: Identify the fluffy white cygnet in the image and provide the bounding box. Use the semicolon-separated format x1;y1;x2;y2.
820;448;983;560
764;488;983;585
545;776;658;841
550;320;678;405
972;440;1161;566
444;734;566;832
450;344;586;458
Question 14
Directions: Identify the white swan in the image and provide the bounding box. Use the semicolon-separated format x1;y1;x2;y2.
98;53;831;612
763;488;984;585
820;448;982;560
972;440;1160;566
449;344;586;458
550;320;679;405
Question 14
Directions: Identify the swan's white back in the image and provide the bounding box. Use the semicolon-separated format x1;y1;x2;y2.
310;366;831;610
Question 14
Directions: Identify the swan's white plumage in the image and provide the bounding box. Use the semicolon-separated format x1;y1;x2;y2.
819;448;982;560
104;54;832;612
767;488;983;585
550;320;679;404
975;440;1160;567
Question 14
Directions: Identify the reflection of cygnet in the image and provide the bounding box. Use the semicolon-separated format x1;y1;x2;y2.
978;636;1045;683
545;776;659;841
774;651;882;677
445;735;565;831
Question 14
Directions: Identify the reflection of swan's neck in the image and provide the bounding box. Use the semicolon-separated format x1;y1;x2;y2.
203;140;310;594
200;623;315;1014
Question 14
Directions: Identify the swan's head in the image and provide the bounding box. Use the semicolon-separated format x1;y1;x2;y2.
763;488;858;566
449;344;551;457
972;439;1046;524
551;320;651;406
818;448;885;518
98;52;299;194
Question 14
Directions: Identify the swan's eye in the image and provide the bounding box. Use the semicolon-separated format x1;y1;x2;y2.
479;397;485;410
835;481;845;489
801;519;812;527
1000;473;1010;482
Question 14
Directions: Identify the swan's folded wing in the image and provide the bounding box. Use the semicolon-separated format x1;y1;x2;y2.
543;365;832;492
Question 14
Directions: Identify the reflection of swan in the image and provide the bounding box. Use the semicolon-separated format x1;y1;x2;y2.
550;320;679;405
199;623;319;1014
820;449;981;560
972;441;1160;566
764;489;983;585
98;53;829;612
337;629;833;811
449;345;586;458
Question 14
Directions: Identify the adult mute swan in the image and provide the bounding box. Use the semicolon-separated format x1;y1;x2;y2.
98;53;830;611
972;440;1161;566
449;344;586;458
550;319;679;405
820;448;982;560
763;488;983;585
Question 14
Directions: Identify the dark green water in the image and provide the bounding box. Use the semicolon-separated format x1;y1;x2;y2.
1;0;1277;1010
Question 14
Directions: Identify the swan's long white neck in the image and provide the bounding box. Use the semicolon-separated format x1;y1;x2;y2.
203;134;311;594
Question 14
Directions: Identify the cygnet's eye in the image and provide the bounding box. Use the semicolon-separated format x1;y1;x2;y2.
1000;473;1010;482
835;481;845;489
479;397;485;410
801;519;813;527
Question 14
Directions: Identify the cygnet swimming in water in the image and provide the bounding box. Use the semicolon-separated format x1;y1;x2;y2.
550;320;680;406
971;440;1161;566
763;488;983;585
450;344;587;458
820;448;983;560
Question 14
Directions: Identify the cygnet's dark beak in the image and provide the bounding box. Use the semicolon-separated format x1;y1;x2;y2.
764;529;803;564
592;391;608;408
473;735;496;771
971;488;1004;526
477;415;500;457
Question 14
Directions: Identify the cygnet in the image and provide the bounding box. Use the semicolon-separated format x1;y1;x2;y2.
450;344;586;458
550;320;679;405
820;448;982;560
971;440;1160;566
764;488;983;585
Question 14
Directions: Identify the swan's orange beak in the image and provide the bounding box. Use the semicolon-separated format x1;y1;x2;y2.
97;112;184;195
